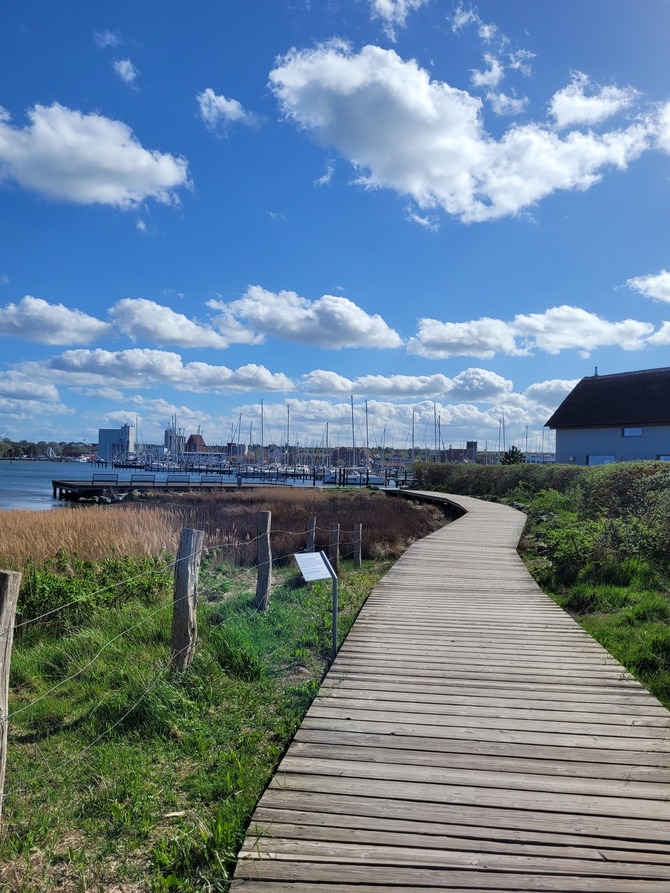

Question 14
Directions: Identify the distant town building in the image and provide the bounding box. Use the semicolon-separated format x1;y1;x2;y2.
97;424;135;462
185;433;207;453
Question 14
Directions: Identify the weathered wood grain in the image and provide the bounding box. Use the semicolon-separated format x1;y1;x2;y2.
231;491;670;891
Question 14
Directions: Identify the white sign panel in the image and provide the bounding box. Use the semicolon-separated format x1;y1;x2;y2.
294;551;332;581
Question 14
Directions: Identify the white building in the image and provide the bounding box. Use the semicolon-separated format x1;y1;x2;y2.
97;424;136;463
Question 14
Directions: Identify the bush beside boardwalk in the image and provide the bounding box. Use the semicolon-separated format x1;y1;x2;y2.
416;458;670;709
1;489;445;893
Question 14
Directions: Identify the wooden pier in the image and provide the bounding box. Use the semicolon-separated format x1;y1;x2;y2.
52;472;245;501
232;491;670;891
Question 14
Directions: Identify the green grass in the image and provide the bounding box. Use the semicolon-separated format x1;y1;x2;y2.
3;554;391;892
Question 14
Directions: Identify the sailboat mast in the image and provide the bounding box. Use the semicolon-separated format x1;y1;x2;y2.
260;399;264;466
351;395;355;468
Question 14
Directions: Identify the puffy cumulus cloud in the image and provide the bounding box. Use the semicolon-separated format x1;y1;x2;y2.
449;368;513;400
513;305;652;356
410;306;654;359
196;88;258;134
46;348;293;392
646;323;670;347
353;373;454;397
408;316;521;359
113;59;139;86
0;103;189;207
302;369;353;394
368;0;429;39
269;43;652;223
626;270;670;303
0;295;113;345
109;298;255;348
549;72;638;129
523;379;580;408
211;285;402;349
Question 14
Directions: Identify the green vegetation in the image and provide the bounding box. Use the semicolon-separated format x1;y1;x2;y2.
416;459;670;708
2;490;441;891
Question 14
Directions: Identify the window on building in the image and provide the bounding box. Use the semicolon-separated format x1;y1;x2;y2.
622;427;642;436
587;455;615;466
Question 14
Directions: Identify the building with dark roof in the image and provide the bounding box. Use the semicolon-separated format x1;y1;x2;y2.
546;367;670;465
185;433;207;453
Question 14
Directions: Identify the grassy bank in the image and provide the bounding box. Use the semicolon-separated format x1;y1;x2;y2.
1;489;444;892
416;459;670;709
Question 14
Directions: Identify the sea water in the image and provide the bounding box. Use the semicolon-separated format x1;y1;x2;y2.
0;460;104;511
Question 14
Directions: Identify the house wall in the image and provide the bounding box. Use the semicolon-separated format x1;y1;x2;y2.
555;425;670;465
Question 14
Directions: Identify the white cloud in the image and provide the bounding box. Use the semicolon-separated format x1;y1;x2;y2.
472;54;504;89
210;285;403;349
301;367;514;400
0;103;189;208
368;0;429;39
523;379;579;406
315;160;335;186
513;305;653;355
269;43;652;223
408;316;521;359
654;101;670;152
109;298;256;348
646;323;670;346
45;349;293;393
409;305;654;359
626;270;670;303
487;91;527;116
302;370;353;394
196;88;257;133
405;207;439;230
113;59;139;86
0;374;59;401
549;72;638;129
450;368;513;400
0;295;113;344
93;29;120;49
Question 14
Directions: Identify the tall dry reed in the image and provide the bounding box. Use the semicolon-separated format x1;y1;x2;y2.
0;505;183;570
0;489;445;571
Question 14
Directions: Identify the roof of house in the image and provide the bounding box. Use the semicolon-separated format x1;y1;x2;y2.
546;367;670;429
185;433;207;450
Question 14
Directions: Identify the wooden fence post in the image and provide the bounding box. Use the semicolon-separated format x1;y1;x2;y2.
354;523;362;569
171;529;205;673
0;569;21;827
254;511;272;611
306;515;317;552
329;522;340;575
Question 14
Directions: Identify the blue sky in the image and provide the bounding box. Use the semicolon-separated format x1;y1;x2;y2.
2;1;670;454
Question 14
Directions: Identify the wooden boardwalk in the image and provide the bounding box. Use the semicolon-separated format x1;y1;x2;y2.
232;492;670;891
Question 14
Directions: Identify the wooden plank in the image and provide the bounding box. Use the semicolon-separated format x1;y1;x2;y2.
231;491;670;891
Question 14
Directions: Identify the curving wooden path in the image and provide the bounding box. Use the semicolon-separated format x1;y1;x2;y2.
232;492;670;891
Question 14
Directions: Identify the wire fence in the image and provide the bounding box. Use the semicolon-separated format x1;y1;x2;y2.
0;513;366;812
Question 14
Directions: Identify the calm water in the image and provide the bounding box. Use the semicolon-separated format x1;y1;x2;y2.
0;460;115;511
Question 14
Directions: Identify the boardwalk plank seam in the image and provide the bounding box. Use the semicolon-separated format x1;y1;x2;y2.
231;491;670;891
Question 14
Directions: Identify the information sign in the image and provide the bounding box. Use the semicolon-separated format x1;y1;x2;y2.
294;551;332;582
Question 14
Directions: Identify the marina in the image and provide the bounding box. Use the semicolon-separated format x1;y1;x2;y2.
0;460;408;510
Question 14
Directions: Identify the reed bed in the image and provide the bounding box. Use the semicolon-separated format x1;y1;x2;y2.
0;489;444;572
0;505;183;571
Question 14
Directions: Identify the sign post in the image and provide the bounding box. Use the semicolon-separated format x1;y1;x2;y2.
294;550;339;660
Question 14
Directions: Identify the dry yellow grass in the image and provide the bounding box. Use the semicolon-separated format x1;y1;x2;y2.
0;504;182;570
0;489;445;571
